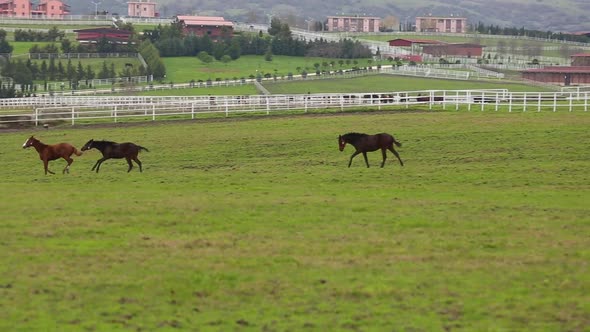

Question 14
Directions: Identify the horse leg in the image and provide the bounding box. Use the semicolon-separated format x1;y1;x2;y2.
126;157;133;172
348;151;361;167
388;146;404;166
362;152;370;168
133;157;142;172
42;159;55;175
381;148;387;168
91;158;104;172
95;158;108;173
63;157;73;174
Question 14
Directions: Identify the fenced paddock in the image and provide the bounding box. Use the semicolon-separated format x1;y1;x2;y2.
0;89;588;127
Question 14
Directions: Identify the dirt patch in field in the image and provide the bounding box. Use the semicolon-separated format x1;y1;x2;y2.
0;109;432;133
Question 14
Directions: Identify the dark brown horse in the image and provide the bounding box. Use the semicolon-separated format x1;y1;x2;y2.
338;132;404;168
22;136;82;175
81;139;148;173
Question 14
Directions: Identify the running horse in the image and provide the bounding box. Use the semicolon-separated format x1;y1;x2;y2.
338;132;404;168
81;139;149;173
22;136;82;175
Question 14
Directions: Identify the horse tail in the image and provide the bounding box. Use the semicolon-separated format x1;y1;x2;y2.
392;136;402;148
138;146;149;153
74;148;82;156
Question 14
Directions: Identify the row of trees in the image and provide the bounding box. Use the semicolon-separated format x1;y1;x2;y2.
473;22;590;43
1;58;147;89
144;18;371;60
14;27;65;42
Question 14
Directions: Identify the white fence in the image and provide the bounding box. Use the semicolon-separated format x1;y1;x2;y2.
1;89;588;127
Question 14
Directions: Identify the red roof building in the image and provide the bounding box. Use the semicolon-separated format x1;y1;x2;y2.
175;15;234;38
571;53;590;66
74;28;133;44
522;66;590;85
388;39;445;47
422;43;483;58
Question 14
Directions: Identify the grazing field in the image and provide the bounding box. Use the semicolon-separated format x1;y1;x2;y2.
0;110;588;331
162;55;372;83
265;75;553;94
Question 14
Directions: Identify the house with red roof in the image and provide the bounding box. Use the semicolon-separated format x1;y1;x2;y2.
74;28;133;45
571;53;590;66
175;15;234;38
522;66;590;85
387;38;445;47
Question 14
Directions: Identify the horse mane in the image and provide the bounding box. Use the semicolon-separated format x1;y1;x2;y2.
94;140;118;146
342;132;368;144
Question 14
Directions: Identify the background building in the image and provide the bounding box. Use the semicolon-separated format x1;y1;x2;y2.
127;0;157;18
175;15;234;38
74;28;132;44
522;67;590;85
571;53;590;66
326;15;381;33
415;16;467;33
421;43;483;57
0;0;69;18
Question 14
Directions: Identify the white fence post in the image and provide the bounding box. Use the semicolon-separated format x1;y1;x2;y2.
71;106;75;125
114;105;118;123
569;93;573;112
35;108;38;126
191;102;195;119
537;93;542;112
523;93;527;112
553;94;557;112
585;92;588;112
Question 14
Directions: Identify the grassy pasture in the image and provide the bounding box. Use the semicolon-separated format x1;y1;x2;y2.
162;55;373;83
0;110;588;331
264;75;553;94
121;75;547;97
360;33;586;49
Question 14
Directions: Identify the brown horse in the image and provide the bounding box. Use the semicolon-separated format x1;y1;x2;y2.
81;139;148;173
22;136;82;175
338;132;404;168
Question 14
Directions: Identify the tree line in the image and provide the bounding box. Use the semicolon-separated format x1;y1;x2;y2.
1;58;147;91
142;18;371;60
473;22;590;43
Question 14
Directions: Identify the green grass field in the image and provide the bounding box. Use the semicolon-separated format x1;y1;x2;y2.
162;55;373;83
264;75;553;94
0;110;588;331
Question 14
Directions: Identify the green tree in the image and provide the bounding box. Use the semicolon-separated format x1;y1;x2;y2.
85;64;95;86
98;61;109;79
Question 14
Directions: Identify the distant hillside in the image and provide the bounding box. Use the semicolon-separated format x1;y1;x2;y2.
72;0;590;32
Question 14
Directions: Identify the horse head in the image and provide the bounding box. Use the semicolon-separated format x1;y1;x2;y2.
22;136;36;149
338;135;347;151
81;139;94;151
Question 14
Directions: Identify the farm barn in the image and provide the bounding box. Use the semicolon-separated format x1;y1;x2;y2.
175;15;234;38
571;53;590;66
387;39;445;47
522;66;590;85
421;43;484;57
74;28;133;44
